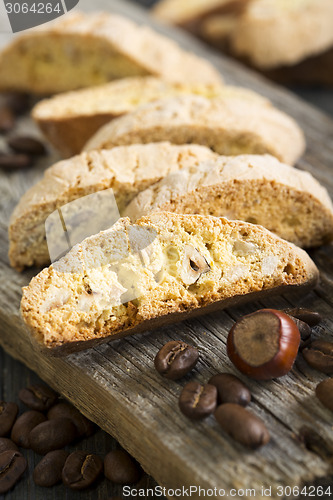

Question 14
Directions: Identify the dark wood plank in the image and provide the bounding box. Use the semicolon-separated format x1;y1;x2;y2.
1;0;333;499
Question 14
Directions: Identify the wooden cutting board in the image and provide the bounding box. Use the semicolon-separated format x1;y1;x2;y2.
0;1;333;498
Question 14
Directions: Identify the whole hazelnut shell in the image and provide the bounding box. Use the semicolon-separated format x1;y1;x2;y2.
227;309;301;380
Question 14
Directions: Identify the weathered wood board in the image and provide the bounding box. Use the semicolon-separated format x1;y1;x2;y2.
0;0;333;498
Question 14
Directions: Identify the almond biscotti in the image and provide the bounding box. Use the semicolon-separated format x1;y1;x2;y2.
230;0;333;69
124;154;333;248
9;143;217;271
83;95;305;165
152;0;250;29
32;80;268;158
0;11;222;95
21;212;319;354
32;77;233;157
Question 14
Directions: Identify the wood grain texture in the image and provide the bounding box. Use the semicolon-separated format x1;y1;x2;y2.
0;349;158;500
0;0;333;498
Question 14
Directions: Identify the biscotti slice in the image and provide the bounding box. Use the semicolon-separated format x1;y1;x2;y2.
228;0;333;69
83;95;305;165
9;143;217;271
124;154;333;248
152;0;249;29
32;81;268;158
0;11;222;95
32;77;232;157
21;212;319;355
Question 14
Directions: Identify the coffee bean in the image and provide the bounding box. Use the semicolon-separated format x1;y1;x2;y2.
299;425;333;460
302;340;333;374
208;373;251;406
179;382;217;420
104;450;142;485
0;438;18;454
29;418;77;455
284;308;322;327
316;378;333;413
6;93;30;115
0;154;33;170
47;402;95;438
11;410;46;448
214;404;270;449
19;384;58;411
0;450;27;494
0;402;18;437
62;451;103;490
33;450;69;487
154;340;199;380
7;135;46;155
291;317;312;341
0;106;15;133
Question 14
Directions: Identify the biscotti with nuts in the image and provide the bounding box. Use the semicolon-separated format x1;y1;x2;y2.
20;212;319;355
84;95;305;165
124;154;333;248
9;143;217;271
0;11;222;95
32;80;266;158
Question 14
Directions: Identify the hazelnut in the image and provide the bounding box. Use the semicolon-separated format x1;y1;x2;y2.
227;309;301;380
180;245;211;285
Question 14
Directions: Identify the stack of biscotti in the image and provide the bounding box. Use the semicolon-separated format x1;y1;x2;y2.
0;11;222;95
152;0;333;86
8;143;217;271
32;81;280;158
20;212;319;354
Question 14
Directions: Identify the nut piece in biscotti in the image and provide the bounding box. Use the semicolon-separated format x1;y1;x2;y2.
8;143;217;271
20;212;319;355
152;0;250;30
0;11;222;95
32;79;262;158
83;95;305;166
124;154;333;248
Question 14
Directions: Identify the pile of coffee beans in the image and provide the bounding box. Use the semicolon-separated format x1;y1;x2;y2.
0;384;143;495
0;93;47;170
154;308;332;449
154;339;269;449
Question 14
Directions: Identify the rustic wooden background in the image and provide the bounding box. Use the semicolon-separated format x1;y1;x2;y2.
1;0;333;499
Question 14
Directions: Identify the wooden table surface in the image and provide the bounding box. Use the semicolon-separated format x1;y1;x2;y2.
1;1;333;499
